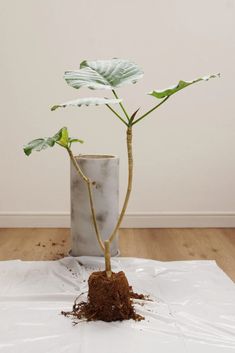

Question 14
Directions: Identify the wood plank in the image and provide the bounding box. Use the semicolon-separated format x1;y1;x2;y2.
0;228;234;281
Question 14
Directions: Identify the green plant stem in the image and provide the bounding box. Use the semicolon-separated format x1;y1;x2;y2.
112;90;130;121
66;148;105;252
132;96;170;125
106;104;128;126
108;126;133;244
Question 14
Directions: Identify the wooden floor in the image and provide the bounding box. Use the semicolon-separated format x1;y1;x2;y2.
0;228;235;281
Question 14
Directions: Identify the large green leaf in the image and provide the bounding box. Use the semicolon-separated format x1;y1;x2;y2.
64;59;144;90
51;97;122;111
149;73;220;99
23;127;83;156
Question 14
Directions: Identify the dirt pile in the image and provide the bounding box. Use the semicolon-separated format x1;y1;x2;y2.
62;271;145;322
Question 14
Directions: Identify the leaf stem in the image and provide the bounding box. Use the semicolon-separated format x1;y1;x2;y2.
66;148;105;252
112;90;130;121
106;104;128;126
132;96;170;125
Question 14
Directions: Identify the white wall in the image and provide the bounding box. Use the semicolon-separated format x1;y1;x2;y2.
0;0;235;227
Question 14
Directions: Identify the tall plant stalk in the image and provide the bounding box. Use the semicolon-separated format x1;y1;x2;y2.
108;126;133;244
104;240;112;278
67;126;133;277
67;99;170;278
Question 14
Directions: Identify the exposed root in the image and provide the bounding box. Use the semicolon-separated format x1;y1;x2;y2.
61;271;148;323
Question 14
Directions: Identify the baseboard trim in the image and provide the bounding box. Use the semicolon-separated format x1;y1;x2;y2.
0;212;235;228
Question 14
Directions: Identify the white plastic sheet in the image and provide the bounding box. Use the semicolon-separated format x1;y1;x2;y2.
0;257;234;352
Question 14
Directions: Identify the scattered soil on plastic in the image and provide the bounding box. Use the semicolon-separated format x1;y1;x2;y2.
129;286;148;300
62;271;147;323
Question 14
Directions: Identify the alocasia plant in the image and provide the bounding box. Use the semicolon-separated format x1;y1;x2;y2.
24;59;219;277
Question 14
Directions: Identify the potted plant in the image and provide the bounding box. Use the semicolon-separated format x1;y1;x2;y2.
24;59;219;322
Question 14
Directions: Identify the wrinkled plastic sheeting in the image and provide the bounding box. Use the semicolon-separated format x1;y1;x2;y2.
0;257;235;353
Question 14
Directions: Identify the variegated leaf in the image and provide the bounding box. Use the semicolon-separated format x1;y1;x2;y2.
64;59;144;90
51;97;122;111
149;73;220;99
23;138;55;156
23;127;83;155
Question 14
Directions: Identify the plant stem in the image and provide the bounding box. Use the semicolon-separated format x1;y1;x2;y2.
67;148;89;183
104;240;112;278
108;126;133;244
67;148;105;252
106;104;128;126
132;96;170;125
112;90;130;121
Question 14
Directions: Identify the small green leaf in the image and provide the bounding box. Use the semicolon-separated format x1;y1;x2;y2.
149;73;220;99
69;138;84;144
23;127;84;156
51;97;122;111
23;138;56;156
53;127;69;147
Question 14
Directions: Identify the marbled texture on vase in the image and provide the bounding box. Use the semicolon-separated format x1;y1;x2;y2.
70;155;119;256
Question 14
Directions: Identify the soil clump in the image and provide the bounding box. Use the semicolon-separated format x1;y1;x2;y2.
62;271;146;322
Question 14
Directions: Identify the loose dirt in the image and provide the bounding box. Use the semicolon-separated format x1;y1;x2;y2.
62;271;146;322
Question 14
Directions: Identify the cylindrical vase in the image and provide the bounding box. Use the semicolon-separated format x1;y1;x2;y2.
70;155;119;256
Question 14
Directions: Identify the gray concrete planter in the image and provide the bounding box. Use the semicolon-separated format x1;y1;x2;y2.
70;155;119;256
